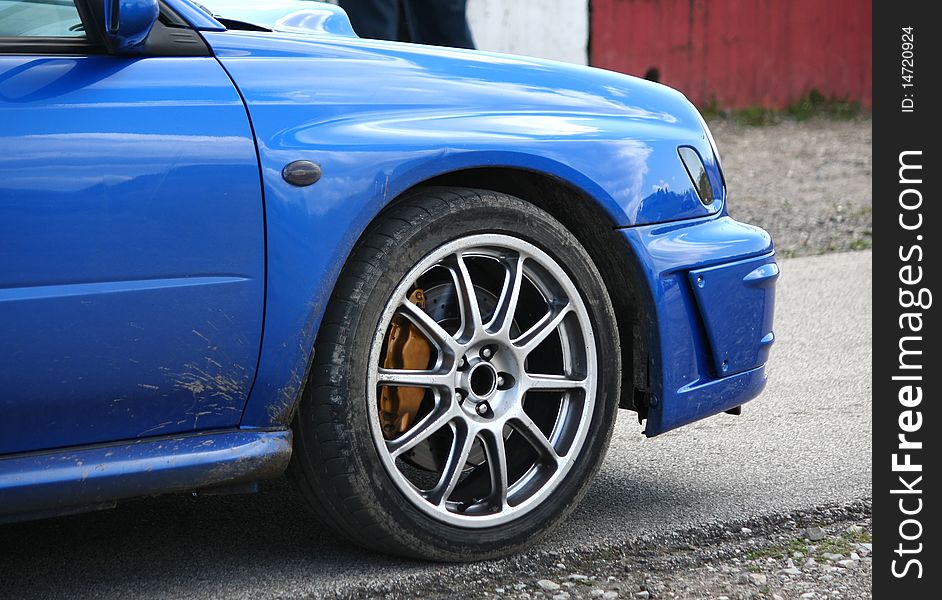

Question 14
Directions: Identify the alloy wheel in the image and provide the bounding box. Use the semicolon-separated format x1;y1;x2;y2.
367;234;598;527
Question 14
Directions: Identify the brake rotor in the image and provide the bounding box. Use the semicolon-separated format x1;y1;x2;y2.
379;283;501;472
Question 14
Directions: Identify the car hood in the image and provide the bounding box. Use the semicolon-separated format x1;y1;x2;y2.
189;0;704;134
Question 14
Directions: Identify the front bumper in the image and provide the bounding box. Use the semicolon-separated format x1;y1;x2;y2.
621;215;778;436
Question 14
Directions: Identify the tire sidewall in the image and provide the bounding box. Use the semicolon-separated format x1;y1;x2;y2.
299;189;621;560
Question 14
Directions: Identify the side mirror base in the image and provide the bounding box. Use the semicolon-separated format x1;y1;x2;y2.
102;0;160;54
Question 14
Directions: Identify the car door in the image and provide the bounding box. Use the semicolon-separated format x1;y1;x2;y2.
0;0;265;454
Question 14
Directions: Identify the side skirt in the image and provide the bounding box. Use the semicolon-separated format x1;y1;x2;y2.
0;429;291;523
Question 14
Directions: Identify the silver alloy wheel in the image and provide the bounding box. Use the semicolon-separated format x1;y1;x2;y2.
367;234;598;527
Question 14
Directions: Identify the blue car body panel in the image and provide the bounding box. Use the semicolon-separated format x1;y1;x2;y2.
0;54;265;454
619;216;775;435
201;30;725;427
688;255;778;377
0;0;775;519
0;429;291;521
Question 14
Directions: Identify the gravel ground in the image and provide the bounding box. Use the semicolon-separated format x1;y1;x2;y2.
710;117;872;257
338;501;872;600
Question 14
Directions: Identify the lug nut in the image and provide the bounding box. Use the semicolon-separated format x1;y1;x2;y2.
457;356;466;369
455;390;465;403
481;347;493;360
496;372;515;390
475;402;490;416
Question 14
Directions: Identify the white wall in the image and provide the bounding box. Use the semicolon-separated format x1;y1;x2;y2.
466;0;589;65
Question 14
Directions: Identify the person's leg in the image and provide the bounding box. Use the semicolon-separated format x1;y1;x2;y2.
404;0;475;49
339;0;401;41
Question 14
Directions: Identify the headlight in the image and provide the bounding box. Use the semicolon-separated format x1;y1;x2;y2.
678;146;715;206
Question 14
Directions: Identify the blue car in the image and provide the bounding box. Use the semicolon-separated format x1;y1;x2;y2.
0;0;777;560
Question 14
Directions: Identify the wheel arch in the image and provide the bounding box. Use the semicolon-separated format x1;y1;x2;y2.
244;163;656;430
287;184;636;559
392;167;655;419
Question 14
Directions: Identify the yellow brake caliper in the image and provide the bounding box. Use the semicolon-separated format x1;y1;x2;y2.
380;289;433;439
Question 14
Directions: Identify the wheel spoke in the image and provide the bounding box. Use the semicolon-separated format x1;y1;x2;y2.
377;367;452;389
397;298;460;354
481;428;509;509
524;373;587;391
427;422;476;506
387;402;456;459
486;253;525;336
371;234;598;526
449;253;484;340
510;412;560;465
513;302;572;354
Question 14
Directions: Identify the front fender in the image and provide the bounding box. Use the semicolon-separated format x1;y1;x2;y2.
204;31;724;427
240;144;651;428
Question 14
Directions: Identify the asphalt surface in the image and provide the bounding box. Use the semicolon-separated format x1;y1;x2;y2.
0;250;872;599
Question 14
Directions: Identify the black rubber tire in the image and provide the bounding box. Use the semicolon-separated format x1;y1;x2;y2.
288;187;621;561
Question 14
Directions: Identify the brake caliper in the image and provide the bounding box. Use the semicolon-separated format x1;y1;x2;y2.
380;289;433;439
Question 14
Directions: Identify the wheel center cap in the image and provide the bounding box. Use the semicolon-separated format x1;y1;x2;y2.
466;361;498;399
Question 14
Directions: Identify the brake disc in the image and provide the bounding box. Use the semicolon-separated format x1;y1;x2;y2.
380;283;499;472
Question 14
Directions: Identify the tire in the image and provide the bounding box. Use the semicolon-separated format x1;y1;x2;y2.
288;187;621;561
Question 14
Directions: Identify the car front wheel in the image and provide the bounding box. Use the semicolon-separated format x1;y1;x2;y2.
289;187;621;560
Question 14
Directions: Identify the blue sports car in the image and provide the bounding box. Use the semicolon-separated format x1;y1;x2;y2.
0;0;777;560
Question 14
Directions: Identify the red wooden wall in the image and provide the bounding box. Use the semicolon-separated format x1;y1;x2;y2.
590;0;872;109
